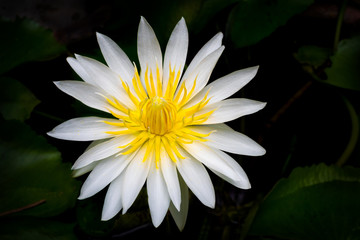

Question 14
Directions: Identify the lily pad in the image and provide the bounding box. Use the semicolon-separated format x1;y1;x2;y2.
229;0;314;48
0;18;66;74
294;45;331;68
0;77;40;121
0;120;80;217
249;164;360;240
325;36;360;91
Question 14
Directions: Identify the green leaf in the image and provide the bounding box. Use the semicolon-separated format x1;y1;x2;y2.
0;77;40;121
0;18;66;74
76;189;150;237
229;0;314;48
76;197;116;237
294;45;331;68
325;36;360;91
249;164;360;240
0;120;80;217
0;217;77;240
187;0;239;33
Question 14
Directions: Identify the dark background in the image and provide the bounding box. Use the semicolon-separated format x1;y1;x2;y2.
0;0;360;239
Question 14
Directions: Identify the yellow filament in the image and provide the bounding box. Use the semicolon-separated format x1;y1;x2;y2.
133;65;147;99
100;64;218;165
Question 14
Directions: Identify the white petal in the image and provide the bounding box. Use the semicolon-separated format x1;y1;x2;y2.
208;148;251;189
182;32;223;82
163;18;188;92
176;147;215;208
200;98;266;124
96;32;134;83
75;54;135;109
121;143;152;213
78;154;131;199
72;134;136;169
169;175;189;231
72;161;98;178
186;66;259;107
53;81;109;113
181;46;224;100
160;146;181;211
147;159;170;227
137;17;162;88
47;117;125;141
189;124;266;156
67;57;96;85
181;141;246;187
102;172;126;220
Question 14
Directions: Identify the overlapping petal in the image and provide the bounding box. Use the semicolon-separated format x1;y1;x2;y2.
121;143;152;213
72;134;136;169
169;175;189;231
186;66;259;107
96;32;134;83
163;17;188;92
47;117;125;141
78;154;130;199
200;98;266;124
188;124;266;156
147;159;171;227
160;146;181;210
49;16;266;231
138;17;163;88
102;172;125;220
181;32;223;82
53;81;110;113
176;147;215;208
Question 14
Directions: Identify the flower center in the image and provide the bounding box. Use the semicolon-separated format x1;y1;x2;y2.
141;96;177;135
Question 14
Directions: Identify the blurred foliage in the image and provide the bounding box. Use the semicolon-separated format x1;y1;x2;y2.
250;164;360;240
0;120;80;217
0;77;40;121
325;35;360;91
229;0;314;48
0;18;66;74
0;0;359;239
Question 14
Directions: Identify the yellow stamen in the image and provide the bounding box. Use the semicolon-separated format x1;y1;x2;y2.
161;136;177;163
99;64;218;164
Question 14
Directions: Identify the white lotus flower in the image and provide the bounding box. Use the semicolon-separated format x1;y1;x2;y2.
48;17;266;230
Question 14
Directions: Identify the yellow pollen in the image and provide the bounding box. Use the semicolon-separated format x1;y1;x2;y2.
141;96;177;135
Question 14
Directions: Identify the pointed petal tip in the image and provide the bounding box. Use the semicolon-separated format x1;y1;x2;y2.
140;16;147;24
71;163;81;170
101;212;115;221
66;56;75;62
208;201;215;209
260;101;267;110
77;195;86;200
248;65;259;74
96;32;104;41
179;17;186;24
74;53;83;60
151;217;162;228
258;146;266;156
121;207;128;215
215;32;224;41
173;200;181;211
